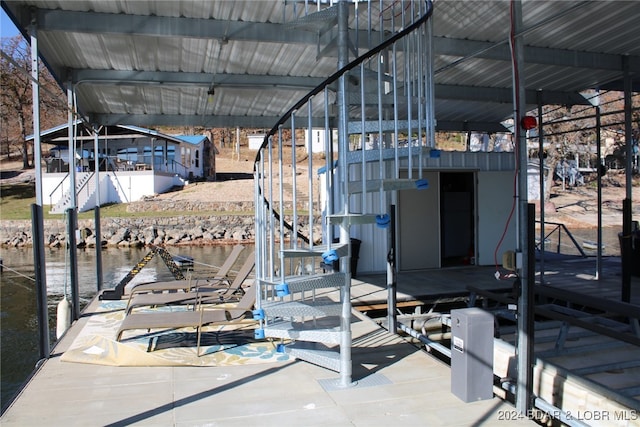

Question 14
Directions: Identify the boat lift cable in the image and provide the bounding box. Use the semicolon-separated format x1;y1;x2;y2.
0;264;35;283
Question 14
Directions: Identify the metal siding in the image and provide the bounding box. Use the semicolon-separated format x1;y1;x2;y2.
352;221;388;275
476;170;517;266
398;171;440;271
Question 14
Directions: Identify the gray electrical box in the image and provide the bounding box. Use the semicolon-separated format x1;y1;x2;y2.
450;307;494;402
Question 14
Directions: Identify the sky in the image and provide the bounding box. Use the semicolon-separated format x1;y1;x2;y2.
1;9;21;39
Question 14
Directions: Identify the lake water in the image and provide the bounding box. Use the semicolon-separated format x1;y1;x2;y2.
0;244;252;412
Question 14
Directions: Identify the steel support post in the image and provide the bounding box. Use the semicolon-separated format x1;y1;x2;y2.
67;82;77;207
30;21;50;359
512;0;534;414
65;83;79;316
31;205;49;359
622;58;633;303
66;209;80;320
93;127;103;291
337;0;353;388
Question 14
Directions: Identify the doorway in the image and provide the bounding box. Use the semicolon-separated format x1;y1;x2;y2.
440;172;475;267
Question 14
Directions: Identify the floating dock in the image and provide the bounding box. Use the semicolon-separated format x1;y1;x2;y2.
2;255;639;426
0;289;536;426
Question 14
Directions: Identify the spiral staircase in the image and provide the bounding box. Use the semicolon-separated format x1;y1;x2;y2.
252;0;435;387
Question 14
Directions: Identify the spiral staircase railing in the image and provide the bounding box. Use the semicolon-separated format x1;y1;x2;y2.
252;0;434;387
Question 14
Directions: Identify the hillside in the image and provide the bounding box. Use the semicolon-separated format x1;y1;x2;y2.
1;148;638;229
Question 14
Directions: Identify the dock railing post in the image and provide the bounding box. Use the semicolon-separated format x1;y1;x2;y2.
32;204;50;360
67;208;80;320
387;205;397;334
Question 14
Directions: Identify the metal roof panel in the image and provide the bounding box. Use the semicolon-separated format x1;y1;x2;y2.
4;0;640;132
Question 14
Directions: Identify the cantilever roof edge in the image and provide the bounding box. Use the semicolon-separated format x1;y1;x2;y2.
27;122;194;147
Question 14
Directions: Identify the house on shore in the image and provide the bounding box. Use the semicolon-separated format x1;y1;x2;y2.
29;122;216;213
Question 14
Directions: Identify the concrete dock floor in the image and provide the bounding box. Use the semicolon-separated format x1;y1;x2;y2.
2;254;638;426
1;299;538;427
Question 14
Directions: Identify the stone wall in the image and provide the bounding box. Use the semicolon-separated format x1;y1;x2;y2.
0;210;321;248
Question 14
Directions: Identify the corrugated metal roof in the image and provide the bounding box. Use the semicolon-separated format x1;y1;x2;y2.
175;135;207;145
3;0;639;132
27;122;194;146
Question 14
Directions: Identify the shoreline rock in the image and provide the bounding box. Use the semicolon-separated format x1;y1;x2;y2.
2;182;636;248
0;215;255;248
0;212;321;248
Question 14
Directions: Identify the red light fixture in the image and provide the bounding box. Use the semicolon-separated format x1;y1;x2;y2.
521;116;537;130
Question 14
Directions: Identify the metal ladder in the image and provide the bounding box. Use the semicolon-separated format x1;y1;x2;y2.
253;0;435;387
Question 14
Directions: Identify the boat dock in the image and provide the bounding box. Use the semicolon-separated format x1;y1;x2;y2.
1;288;535;427
2;255;639;426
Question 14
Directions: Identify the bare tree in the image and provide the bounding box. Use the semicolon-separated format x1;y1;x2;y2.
1;36;31;167
533;91;640;199
1;35;66;169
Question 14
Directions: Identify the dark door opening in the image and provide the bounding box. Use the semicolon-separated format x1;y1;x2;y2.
440;172;475;267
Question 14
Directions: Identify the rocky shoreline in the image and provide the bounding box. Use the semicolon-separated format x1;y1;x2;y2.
1;166;637;248
0;201;322;248
0;214;252;248
1;192;637;249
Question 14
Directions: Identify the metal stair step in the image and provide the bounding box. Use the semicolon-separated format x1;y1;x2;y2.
263;320;342;344
281;244;348;259
284;4;337;31
262;300;342;318
285;342;340;372
327;213;378;226
262;273;346;292
347;119;421;135
344;145;430;165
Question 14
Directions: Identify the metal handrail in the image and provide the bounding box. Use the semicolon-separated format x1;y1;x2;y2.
49;171;94;210
48;172;69;203
249;0;435;389
254;1;434;164
253;0;434;244
535;220;587;257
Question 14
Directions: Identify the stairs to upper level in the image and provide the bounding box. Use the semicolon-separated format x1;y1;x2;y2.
50;172;100;214
253;0;435;385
